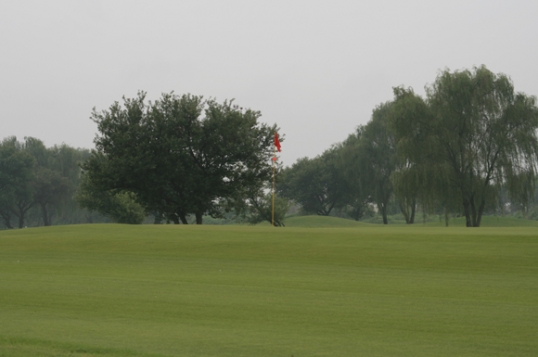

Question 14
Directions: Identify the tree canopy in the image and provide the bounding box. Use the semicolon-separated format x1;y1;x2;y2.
82;92;280;224
390;66;538;226
0;137;90;228
3;65;538;228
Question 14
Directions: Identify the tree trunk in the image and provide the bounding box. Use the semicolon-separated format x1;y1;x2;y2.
463;200;472;227
445;205;449;227
409;199;416;224
13;201;32;229
41;203;50;226
195;212;203;225
400;199;416;224
470;197;478;227
380;203;388;225
153;213;163;224
399;201;410;224
179;214;188;224
0;211;13;229
353;207;363;221
476;199;486;227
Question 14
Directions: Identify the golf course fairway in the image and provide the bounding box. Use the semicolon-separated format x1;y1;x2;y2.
1;224;537;356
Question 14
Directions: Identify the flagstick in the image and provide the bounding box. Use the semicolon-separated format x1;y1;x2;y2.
272;144;276;227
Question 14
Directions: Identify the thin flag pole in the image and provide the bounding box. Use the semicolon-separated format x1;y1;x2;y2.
272;143;275;227
272;131;281;228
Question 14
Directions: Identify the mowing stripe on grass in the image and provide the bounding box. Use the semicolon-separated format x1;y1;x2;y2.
1;224;537;356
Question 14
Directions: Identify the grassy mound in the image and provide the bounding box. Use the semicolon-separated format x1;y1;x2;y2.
283;215;368;227
1;224;537;356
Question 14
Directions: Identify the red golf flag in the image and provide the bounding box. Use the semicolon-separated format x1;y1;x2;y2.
274;132;281;152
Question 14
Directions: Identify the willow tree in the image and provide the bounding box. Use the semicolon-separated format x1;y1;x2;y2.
389;87;458;225
336;129;373;221
390;66;538;227
355;103;401;224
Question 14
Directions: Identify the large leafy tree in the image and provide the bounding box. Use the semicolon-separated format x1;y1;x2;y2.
390;66;538;227
389;87;459;226
82;92;279;224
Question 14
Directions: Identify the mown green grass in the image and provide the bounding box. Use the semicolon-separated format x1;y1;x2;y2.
1;224;537;356
284;215;371;227
427;215;538;227
284;213;538;228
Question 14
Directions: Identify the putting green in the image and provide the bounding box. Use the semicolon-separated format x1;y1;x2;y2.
1;224;537;356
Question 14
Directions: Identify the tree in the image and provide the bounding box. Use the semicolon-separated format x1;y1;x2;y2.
279;157;323;215
0;137;39;228
390;66;538;227
236;190;290;226
76;174;146;224
33;167;72;226
278;131;378;222
278;147;349;216
45;145;91;225
354;103;401;224
335;130;373;221
388;87;459;226
0;137;102;228
0;137;35;228
82;92;279;224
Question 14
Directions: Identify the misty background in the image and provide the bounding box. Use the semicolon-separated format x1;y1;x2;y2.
1;0;537;165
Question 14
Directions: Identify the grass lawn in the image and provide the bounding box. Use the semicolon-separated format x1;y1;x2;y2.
283;215;370;227
1;224;537;356
427;215;538;227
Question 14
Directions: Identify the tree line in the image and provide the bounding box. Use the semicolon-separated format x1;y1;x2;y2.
1;93;282;227
2;65;537;228
278;65;538;227
0;137;112;228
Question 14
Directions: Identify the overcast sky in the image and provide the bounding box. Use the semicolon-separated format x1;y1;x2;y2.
1;0;537;165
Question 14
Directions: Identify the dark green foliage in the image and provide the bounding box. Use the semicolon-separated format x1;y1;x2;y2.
0;138;35;228
0;137;98;228
278;150;347;216
83;92;279;224
350;104;402;224
279;132;374;222
335;130;373;221
3;65;538;228
76;174;146;224
33;167;72;226
242;192;290;226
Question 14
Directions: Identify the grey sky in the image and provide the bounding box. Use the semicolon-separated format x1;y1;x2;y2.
1;0;537;165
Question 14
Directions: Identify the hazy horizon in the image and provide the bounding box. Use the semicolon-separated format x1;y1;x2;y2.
2;0;537;165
